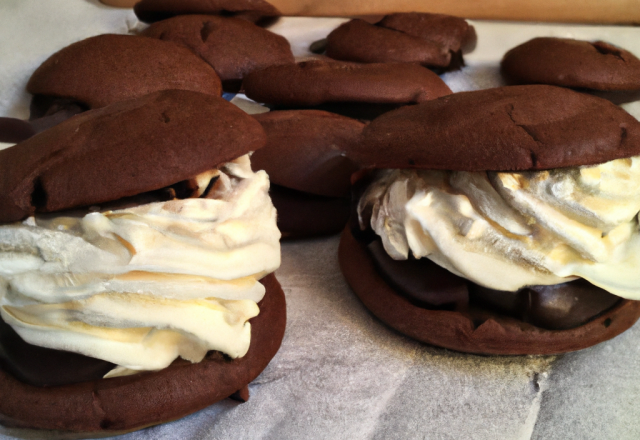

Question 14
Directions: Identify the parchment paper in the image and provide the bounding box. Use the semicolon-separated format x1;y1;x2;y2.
0;2;639;439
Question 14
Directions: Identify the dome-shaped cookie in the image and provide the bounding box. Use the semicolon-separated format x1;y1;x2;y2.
27;34;222;109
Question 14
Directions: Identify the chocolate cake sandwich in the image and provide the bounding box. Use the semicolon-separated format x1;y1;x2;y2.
324;13;476;71
133;0;281;25
340;84;640;355
26;33;222;119
501;38;640;104
243;60;452;120
141;14;294;92
251;109;364;238
0;89;286;433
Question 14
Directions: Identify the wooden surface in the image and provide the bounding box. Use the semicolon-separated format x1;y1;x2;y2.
100;0;640;24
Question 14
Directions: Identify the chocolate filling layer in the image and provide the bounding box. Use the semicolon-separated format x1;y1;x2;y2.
365;236;621;330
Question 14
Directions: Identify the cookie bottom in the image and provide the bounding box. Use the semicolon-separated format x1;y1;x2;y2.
339;226;640;355
0;274;286;433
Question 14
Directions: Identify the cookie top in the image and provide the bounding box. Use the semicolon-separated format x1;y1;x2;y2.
325;14;476;69
243;60;452;106
251;110;364;198
378;13;477;55
134;0;280;23
357;85;640;171
0;90;265;223
142;15;294;90
326;19;450;68
0;273;286;433
26;34;222;109
501;38;640;91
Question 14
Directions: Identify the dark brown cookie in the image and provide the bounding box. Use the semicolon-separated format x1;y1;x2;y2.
141;15;294;92
357;85;640;171
251;110;363;198
134;0;280;23
501;38;640;91
339;227;640;355
243;60;452;107
325;14;476;70
378;13;477;55
0;89;265;223
0;273;286;433
26;34;222;109
270;185;351;239
326;19;450;68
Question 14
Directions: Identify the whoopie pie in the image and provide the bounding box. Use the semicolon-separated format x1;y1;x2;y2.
341;85;640;354
0;90;285;433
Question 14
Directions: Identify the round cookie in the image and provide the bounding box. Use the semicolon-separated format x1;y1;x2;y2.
134;0;280;23
326;19;450;68
141;15;294;92
501;38;640;92
325;13;476;70
378;13;477;56
26;34;222;110
243;60;452;119
0;273;286;432
251;110;363;238
356;85;640;171
0;89;264;223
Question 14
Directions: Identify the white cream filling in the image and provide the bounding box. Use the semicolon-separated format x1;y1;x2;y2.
359;156;640;300
0;154;281;374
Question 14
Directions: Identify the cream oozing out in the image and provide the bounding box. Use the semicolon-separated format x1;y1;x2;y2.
358;156;640;300
0;154;281;374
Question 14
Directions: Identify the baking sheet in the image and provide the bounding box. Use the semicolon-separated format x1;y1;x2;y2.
1;2;639;439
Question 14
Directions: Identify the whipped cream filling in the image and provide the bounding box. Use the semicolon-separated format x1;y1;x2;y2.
0;154;281;374
359;156;640;300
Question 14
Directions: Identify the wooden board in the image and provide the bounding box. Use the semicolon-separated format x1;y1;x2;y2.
100;0;640;24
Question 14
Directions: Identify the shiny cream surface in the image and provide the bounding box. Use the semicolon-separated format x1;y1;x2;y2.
359;156;640;300
0;155;281;373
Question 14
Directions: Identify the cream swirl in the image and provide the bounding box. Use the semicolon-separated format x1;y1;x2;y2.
0;154;281;374
359;156;640;300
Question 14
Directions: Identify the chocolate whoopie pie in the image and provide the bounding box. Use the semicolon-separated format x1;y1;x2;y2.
243;60;452;120
325;13;476;71
0;90;286;432
134;0;280;24
501;38;640;104
341;85;640;354
141;15;294;92
26;34;222;113
251;109;364;238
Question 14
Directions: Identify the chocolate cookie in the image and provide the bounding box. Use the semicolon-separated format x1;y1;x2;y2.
325;13;476;70
26;34;222;110
378;13;477;56
339;228;640;355
142;15;294;92
501;38;640;92
251;110;364;237
243;60;452;116
0;273;286;432
0;89;265;223
252;110;363;198
134;0;280;23
357;85;640;171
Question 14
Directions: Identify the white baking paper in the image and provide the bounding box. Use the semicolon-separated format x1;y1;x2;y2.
1;3;639;439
